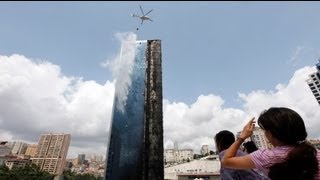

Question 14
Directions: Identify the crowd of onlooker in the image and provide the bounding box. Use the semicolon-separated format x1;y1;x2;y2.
214;107;320;180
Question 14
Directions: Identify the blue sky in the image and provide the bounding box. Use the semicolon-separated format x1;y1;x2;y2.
1;2;320;157
1;2;319;106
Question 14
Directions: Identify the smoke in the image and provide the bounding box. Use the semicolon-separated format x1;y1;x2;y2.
102;32;137;113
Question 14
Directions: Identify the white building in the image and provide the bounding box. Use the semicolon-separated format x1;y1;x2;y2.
179;149;193;162
165;149;193;164
5;157;30;170
11;141;28;155
306;60;320;105
200;145;209;156
165;142;193;164
250;127;272;149
164;159;220;180
237;127;272;150
164;149;175;163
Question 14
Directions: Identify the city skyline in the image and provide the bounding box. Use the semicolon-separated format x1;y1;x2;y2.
0;2;320;158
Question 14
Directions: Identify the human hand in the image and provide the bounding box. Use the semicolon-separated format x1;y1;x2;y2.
239;117;255;139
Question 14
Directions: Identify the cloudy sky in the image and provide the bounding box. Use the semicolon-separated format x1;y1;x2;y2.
1;2;320;158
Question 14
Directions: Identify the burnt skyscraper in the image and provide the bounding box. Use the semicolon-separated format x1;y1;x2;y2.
306;60;320;105
105;40;163;180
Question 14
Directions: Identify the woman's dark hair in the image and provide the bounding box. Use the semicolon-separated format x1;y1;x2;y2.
257;107;318;180
214;130;235;152
243;141;258;153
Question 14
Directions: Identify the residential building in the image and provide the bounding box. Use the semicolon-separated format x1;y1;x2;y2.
5;155;31;170
165;142;193;164
179;149;193;162
31;133;71;175
78;154;85;165
250;127;272;149
11;141;27;155
306;60;320;105
237;127;272;150
25;144;37;157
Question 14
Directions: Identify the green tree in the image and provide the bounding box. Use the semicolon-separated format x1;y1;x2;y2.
63;170;103;180
0;164;10;180
75;173;97;180
193;154;202;159
0;163;54;180
63;169;76;180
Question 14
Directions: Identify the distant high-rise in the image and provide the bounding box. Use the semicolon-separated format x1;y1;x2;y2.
200;145;209;156
25;144;37;157
306;60;320;105
31;133;71;175
250;127;272;149
78;154;85;165
11;141;27;155
236;127;272;150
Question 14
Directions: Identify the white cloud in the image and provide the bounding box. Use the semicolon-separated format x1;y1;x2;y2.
164;66;320;153
163;96;248;153
0;54;115;158
238;66;320;138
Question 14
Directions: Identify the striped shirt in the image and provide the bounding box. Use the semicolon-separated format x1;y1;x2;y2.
249;146;320;179
219;150;268;180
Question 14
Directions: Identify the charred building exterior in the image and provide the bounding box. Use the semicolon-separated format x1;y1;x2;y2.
105;40;163;180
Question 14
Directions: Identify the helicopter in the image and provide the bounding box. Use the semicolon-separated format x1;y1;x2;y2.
131;5;153;25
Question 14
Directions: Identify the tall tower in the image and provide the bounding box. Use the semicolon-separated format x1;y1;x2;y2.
105;40;163;179
306;60;320;105
31;133;71;175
